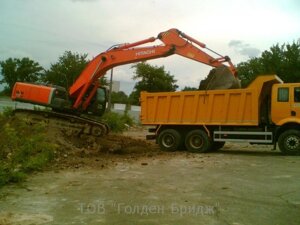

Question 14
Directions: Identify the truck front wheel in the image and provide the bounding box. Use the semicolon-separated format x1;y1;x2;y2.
185;129;212;153
278;129;300;155
158;129;182;151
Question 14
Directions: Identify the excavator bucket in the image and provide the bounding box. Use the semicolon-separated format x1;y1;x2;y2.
199;65;241;90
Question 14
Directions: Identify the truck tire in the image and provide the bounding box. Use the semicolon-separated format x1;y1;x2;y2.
278;129;300;155
185;129;212;153
210;141;225;152
158;129;182;151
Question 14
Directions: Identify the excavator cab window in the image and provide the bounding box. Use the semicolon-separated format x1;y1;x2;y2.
86;87;107;116
96;87;107;104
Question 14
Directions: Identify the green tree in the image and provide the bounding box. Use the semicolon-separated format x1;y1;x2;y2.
0;57;43;94
43;51;89;90
237;42;300;86
182;86;198;91
129;62;178;105
111;91;128;104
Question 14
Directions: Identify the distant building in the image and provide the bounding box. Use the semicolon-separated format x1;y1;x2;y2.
112;80;120;92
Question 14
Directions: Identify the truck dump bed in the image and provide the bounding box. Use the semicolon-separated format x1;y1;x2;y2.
140;75;282;126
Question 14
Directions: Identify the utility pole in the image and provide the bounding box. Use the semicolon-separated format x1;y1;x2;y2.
107;68;113;111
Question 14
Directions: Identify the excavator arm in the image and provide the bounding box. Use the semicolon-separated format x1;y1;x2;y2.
69;28;237;110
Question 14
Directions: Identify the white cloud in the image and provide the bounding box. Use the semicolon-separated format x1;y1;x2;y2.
228;40;261;58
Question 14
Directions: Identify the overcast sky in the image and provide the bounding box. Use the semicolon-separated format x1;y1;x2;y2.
1;0;299;94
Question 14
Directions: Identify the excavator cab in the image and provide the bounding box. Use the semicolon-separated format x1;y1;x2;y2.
85;86;107;116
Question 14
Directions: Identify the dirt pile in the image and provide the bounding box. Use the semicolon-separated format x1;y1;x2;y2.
199;65;241;90
45;125;161;170
1;113;161;173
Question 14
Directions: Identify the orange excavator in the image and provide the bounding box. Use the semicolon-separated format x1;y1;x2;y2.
11;28;239;137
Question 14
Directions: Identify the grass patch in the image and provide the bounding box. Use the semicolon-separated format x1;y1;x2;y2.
0;110;56;188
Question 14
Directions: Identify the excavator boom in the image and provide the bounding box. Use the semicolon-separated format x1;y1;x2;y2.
69;28;237;110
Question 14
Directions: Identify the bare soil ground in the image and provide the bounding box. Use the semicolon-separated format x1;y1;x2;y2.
45;126;164;171
0;126;300;225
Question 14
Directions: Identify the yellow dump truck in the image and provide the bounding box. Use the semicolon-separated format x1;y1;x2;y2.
140;75;300;155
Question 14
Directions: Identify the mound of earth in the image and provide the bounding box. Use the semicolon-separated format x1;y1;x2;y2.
2;114;163;171
199;65;241;90
45;125;162;170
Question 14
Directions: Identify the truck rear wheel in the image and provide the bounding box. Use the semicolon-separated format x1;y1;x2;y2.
185;129;212;153
158;129;182;151
278;129;300;155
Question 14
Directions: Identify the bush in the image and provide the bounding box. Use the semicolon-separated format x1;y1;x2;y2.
122;111;135;127
1;106;14;118
0;112;56;187
102;111;135;133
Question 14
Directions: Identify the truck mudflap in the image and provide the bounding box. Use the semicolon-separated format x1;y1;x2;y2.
146;127;158;140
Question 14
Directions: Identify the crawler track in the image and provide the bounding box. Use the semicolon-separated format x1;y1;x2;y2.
13;109;110;137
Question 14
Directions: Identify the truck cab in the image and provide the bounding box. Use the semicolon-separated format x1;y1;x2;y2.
271;83;300;125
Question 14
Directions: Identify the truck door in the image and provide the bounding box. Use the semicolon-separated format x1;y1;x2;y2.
292;86;300;117
271;86;291;124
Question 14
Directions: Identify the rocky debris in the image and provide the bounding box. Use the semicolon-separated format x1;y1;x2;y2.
199;65;241;90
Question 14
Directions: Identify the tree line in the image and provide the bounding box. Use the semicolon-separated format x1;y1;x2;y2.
1;41;299;104
237;42;300;86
